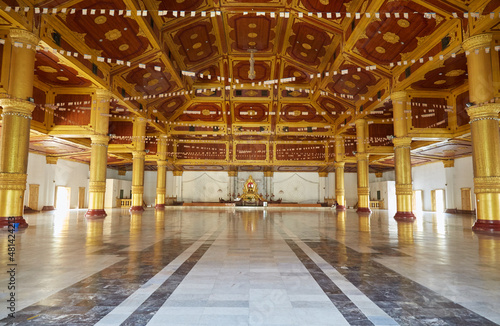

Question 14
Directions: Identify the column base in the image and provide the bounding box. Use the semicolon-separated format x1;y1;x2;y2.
155;204;165;210
336;205;346;211
130;206;145;212
85;209;107;219
42;206;55;211
394;211;416;222
356;207;371;213
0;216;28;229
472;219;500;233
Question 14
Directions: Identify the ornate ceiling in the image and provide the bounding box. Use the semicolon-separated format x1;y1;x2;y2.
0;0;499;173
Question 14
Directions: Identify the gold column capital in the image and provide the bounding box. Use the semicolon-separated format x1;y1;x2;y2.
91;135;109;145
334;161;345;168
0;98;35;118
173;170;183;176
463;33;493;52
95;88;113;101
474;177;500;194
356;152;369;160
467;103;500;120
395;183;413;195
319;172;328;177
46;156;58;165
443;159;455;168
392;137;412;148
9;29;39;47
132;150;146;158
228;171;238;177
354;118;366;127
264;171;273;177
0;173;27;190
357;187;369;196
132;185;144;194
89;181;106;193
391;91;407;102
118;169;127;175
157;160;168;167
375;172;383;178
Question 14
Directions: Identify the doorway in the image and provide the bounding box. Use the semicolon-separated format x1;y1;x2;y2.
28;184;40;210
78;187;86;209
431;189;445;212
413;190;423;211
55;186;71;210
461;188;472;211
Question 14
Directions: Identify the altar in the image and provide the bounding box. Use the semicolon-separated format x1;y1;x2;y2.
234;175;264;206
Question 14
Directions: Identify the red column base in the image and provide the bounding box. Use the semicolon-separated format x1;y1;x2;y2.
394;211;416;222
472;219;500;233
85;209;107;219
0;216;28;229
155;204;165;210
130;206;145;212
336;205;346;211
356;207;372;213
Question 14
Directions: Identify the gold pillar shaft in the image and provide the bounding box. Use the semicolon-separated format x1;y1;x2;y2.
355;119;371;213
334;135;346;210
86;89;112;219
392;91;416;221
155;135;168;209
0;29;39;228
130;119;147;212
463;34;500;232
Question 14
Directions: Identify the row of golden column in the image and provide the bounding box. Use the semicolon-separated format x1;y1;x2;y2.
0;29;499;232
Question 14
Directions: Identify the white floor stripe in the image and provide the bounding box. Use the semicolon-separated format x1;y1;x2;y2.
277;221;400;326
94;224;221;326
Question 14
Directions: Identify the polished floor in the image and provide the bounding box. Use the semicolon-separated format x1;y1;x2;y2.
1;207;500;325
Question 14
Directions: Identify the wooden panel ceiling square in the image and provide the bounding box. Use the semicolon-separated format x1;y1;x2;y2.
122;63;175;96
286;21;333;68
234;103;269;122
35;52;92;87
56;0;150;62
327;63;379;101
353;1;442;66
412;140;472;158
167;18;219;68
156;96;186;119
282;63;313;84
411;53;468;90
177;103;223;122
30;136;88;156
280;104;325;123
231;59;273;83
227;13;277;54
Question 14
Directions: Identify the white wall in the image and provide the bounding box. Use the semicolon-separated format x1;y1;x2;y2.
273;172;319;204
106;169;132;181
104;179;132;208
343;173;358;207
369;170;395;183
166;171;175;197
453;156;475;210
182;171;228;202
25;153;90;209
370;181;396;211
412;158;474;211
144;171;158;206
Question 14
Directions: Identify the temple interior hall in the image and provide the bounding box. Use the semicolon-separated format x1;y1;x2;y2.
1;0;500;324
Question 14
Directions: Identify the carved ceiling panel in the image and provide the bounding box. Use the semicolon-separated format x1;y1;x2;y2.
287;21;332;67
327;63;378;101
227;14;277;54
232;60;272;82
157;97;186;119
234;103;269;122
178;103;223;122
411;53;468;90
123;63;174;96
168;19;218;68
57;0;150;62
280;104;325;122
354;1;442;66
35;52;92;87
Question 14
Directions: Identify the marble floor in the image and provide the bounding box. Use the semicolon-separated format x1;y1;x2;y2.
1;207;500;325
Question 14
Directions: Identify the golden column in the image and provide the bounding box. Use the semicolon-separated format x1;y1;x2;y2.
334;135;346;210
130;118;147;212
0;29;39;228
392;91;416;221
155;135;168;210
463;34;500;232
355;119;371;213
85;89;112;219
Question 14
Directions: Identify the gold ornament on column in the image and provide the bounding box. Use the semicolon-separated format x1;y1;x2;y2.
463;34;500;233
